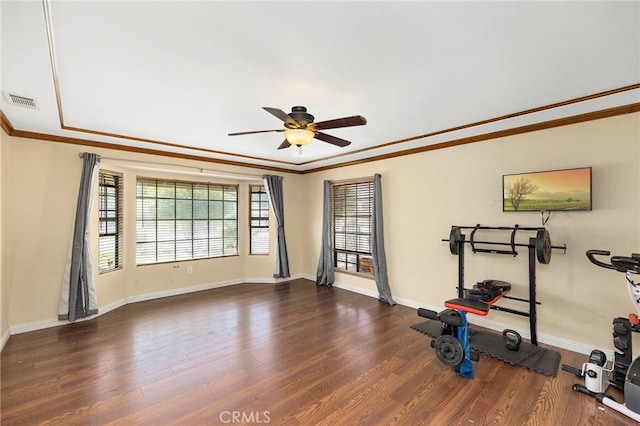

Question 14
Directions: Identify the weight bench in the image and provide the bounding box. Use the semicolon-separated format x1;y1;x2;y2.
418;280;511;378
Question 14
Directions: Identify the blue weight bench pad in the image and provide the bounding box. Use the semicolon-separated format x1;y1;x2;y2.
410;319;561;376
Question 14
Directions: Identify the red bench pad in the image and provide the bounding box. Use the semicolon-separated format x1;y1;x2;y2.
444;298;491;316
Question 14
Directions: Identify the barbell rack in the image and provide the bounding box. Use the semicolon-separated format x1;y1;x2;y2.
444;224;567;345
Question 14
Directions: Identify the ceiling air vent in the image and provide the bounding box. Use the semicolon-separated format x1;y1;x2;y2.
3;92;39;110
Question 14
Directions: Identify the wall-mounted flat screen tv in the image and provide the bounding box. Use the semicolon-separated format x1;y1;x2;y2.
503;167;592;212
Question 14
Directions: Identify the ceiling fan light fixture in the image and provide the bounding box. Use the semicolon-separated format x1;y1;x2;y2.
284;128;314;146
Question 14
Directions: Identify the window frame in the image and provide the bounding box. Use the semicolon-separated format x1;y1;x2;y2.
332;178;375;277
98;171;123;273
249;185;270;255
135;178;239;265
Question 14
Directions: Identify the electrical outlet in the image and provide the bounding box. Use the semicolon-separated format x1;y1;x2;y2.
187;266;193;274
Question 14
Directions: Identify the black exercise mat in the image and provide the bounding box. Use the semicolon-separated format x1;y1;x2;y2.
410;320;561;376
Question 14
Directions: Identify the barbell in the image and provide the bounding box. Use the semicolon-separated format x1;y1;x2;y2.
444;226;566;264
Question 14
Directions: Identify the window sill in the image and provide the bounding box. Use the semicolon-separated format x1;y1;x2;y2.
136;254;240;267
99;266;123;275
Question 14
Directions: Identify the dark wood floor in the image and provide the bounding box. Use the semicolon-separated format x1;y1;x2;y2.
0;279;632;425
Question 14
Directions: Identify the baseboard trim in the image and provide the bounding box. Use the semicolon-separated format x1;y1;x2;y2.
8;275;303;336
0;328;10;352
126;278;244;304
331;281;379;300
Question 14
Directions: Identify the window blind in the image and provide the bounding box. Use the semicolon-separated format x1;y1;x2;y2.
99;172;123;272
332;178;374;275
249;185;269;255
136;179;238;264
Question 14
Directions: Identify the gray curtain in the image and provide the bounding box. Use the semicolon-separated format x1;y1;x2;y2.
372;173;396;305
316;180;334;286
58;153;101;321
263;175;290;278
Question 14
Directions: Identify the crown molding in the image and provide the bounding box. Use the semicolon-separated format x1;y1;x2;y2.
2;123;302;174
302;102;640;173
1;110;15;135
2;101;638;175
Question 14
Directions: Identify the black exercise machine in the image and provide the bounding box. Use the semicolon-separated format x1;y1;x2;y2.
417;224;566;377
562;250;640;422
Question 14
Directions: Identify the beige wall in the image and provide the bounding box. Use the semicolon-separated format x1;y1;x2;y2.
2;112;639;355
2;134;304;327
303;112;640;352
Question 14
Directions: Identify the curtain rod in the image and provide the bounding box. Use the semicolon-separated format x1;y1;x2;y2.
330;176;374;185
78;151;265;180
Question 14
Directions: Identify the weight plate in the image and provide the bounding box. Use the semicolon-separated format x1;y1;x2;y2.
449;227;462;256
535;229;552;264
434;335;464;367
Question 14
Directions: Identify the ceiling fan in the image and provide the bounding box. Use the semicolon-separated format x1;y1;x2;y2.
228;106;367;150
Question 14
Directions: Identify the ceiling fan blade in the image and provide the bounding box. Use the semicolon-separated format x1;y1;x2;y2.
277;139;291;150
312;115;367;131
314;132;351;147
228;129;284;136
262;107;298;128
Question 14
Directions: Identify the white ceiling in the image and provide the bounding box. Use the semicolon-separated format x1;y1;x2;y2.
1;1;639;172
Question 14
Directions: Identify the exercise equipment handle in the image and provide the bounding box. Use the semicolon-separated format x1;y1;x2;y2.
572;383;593;396
572;385;620;405
562;364;584;378
417;308;439;321
585;250;617;270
